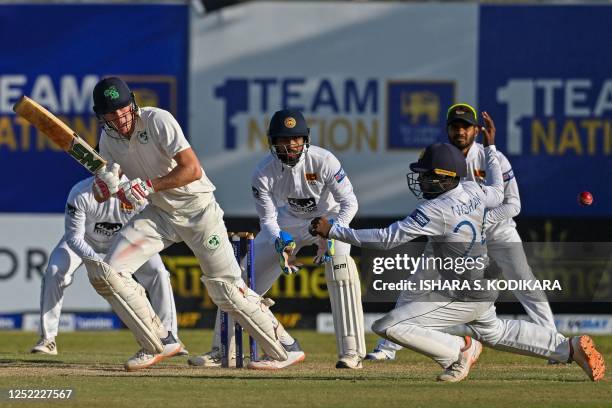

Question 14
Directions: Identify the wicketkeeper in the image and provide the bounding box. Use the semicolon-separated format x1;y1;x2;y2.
190;109;365;369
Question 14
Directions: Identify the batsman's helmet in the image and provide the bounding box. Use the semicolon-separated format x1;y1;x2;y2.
92;77;139;137
93;77;136;114
267;109;310;166
407;143;466;199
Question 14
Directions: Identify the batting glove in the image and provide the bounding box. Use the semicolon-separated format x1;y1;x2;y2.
314;237;335;265
274;231;301;275
116;178;155;207
93;163;121;201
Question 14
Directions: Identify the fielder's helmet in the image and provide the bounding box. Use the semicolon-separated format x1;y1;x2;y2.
267;109;310;166
407;143;466;199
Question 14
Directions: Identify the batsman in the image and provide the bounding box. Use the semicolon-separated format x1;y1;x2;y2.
191;109;365;369
89;77;296;371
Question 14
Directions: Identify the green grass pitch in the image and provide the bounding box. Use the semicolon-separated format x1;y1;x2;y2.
1;330;610;408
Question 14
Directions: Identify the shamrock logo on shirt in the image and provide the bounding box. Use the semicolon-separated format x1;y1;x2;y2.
206;234;221;250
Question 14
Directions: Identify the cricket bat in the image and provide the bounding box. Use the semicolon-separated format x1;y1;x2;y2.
13;95;106;174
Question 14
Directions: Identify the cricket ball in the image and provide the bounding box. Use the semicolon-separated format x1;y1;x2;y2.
578;191;593;206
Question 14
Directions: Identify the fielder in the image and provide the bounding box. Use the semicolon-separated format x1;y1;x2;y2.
310;141;605;382
190;109;364;369
31;176;184;356
91;77;298;371
366;104;557;361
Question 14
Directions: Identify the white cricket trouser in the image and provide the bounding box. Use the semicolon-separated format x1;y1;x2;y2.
38;238;178;339
374;228;556;356
210;214;352;349
105;195;289;353
371;293;569;369
487;228;556;329
105;195;241;281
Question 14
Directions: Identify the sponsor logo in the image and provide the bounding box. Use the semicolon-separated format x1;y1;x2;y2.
333;168;346;183
503;169;515;182
333;263;347;270
137;131;149;144
0;314;21;330
66;203;77;216
387;81;455;149
75;314;121;330
410;209;430;227
206;234;221;250
0;74;178;157
94;222;122;237
214;77;461;152
287;197;317;213
497;78;612;156
68;141;105;173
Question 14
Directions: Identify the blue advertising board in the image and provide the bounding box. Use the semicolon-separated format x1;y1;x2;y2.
0;4;188;213
478;5;612;216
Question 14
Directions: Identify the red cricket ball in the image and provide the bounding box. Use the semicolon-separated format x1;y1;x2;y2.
578;191;593;206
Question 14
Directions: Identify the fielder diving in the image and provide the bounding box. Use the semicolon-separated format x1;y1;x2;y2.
310;138;605;382
366;104;557;361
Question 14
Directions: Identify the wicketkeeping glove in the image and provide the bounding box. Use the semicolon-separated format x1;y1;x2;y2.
274;231;301;275
116;178;155;207
93;163;121;201
313;237;335;264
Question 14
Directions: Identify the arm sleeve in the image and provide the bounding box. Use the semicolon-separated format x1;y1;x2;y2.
152;110;191;157
479;145;504;208
329;204;444;249
486;152;521;224
251;169;281;243
64;189;102;260
323;153;358;227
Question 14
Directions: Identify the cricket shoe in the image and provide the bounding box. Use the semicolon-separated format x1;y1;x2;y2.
336;354;363;369
124;332;181;371
364;348;395;361
187;347;228;367
30;337;57;355
437;336;482;383
569;335;605;381
247;340;305;370
174;340;189;357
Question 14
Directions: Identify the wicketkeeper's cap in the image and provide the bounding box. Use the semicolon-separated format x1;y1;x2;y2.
409;143;467;178
268;109;310;138
93;77;133;114
446;103;478;126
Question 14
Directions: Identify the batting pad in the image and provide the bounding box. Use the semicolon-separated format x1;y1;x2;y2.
206;278;288;361
325;255;366;358
83;258;165;354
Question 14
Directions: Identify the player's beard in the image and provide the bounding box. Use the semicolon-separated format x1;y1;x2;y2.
449;134;475;152
274;144;305;166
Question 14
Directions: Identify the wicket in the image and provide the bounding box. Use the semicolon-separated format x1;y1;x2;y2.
220;232;258;368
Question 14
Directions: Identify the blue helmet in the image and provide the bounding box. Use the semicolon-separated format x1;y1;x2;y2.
407;143;466;199
267;109;310;166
